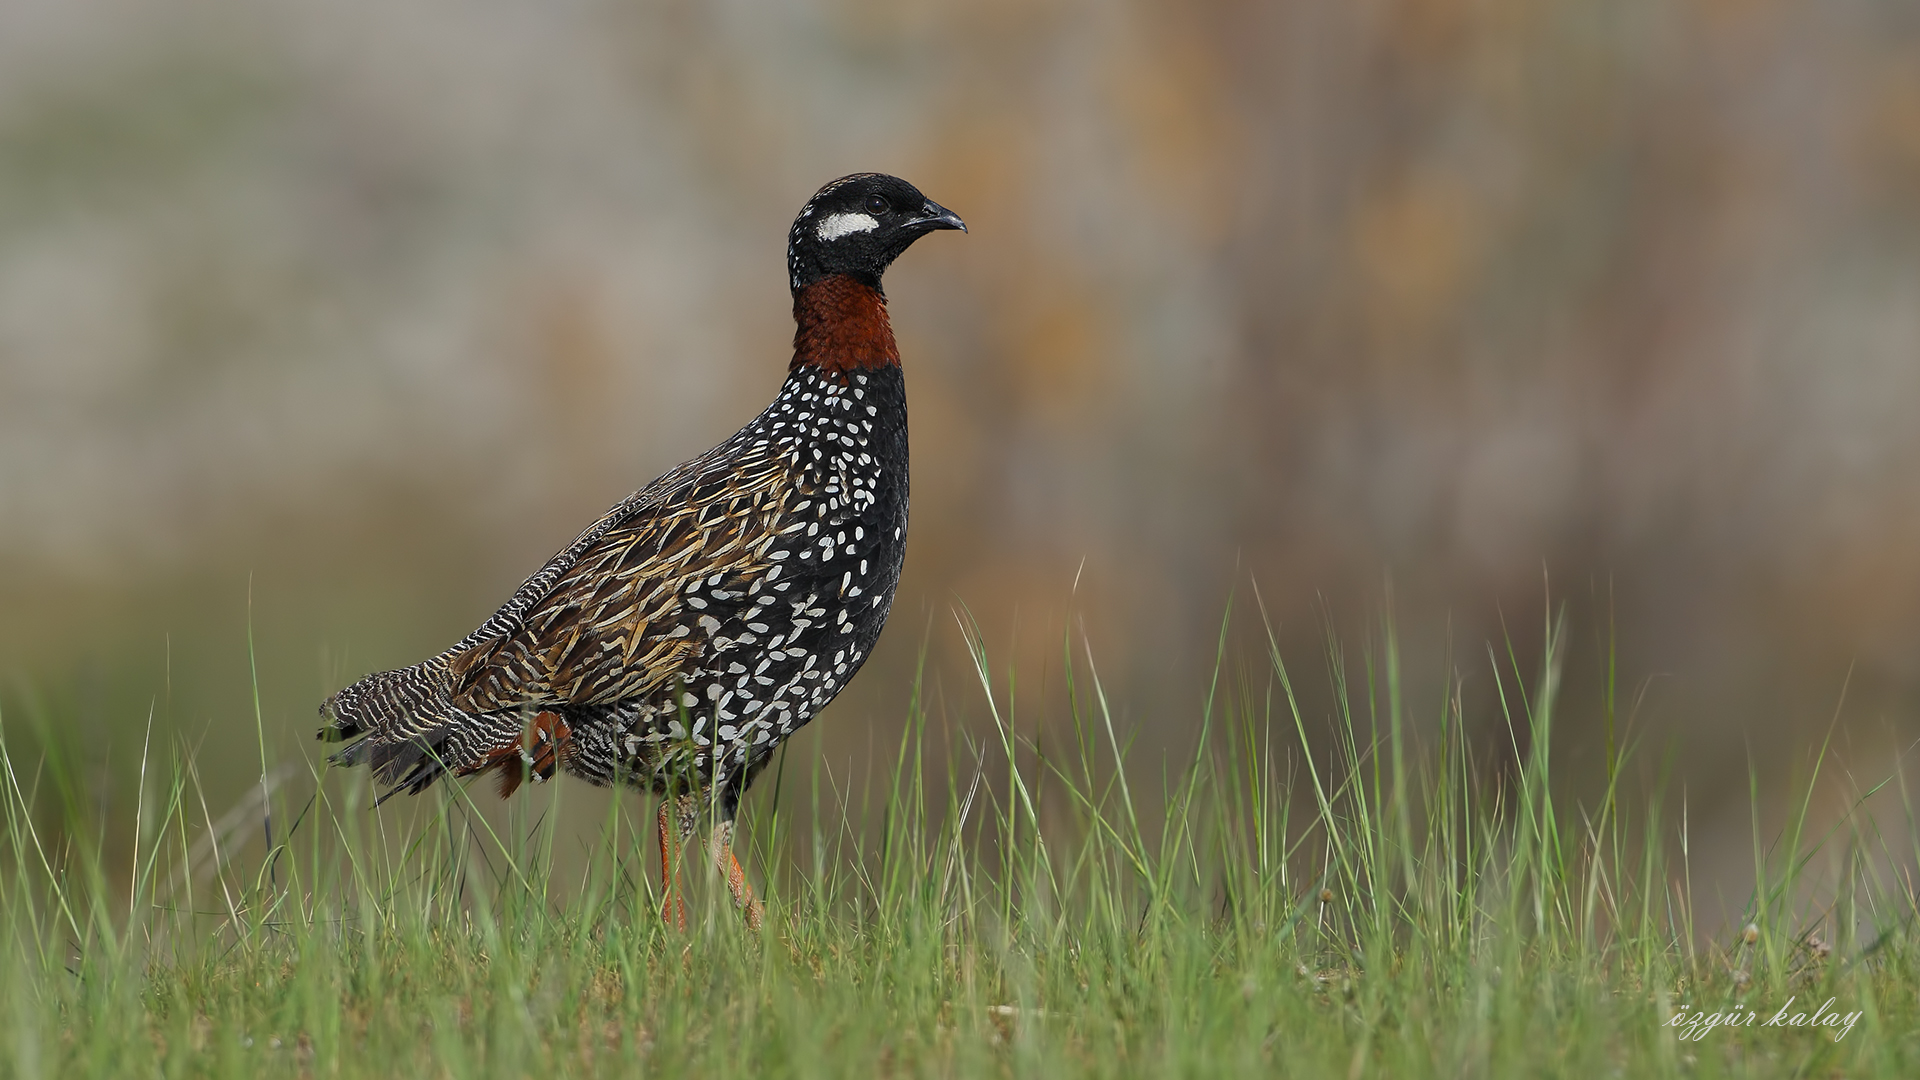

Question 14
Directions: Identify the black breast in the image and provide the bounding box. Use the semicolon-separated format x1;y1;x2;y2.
603;363;909;797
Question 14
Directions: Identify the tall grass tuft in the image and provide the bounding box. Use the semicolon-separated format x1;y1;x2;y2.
0;593;1913;1077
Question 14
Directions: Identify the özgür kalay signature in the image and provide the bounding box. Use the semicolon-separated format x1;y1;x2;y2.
1666;996;1863;1042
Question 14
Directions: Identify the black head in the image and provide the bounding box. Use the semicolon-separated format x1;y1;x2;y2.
787;173;965;293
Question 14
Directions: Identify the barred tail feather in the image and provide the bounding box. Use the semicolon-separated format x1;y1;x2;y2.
319;658;549;804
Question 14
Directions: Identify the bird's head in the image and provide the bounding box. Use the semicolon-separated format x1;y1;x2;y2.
786;173;965;294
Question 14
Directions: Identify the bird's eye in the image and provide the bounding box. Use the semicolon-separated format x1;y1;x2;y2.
865;193;890;215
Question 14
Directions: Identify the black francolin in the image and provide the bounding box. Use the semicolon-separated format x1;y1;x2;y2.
320;173;964;929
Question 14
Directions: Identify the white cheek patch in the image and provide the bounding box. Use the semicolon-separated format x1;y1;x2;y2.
816;212;879;242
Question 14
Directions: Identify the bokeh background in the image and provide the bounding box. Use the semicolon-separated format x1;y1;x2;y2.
4;0;1920;915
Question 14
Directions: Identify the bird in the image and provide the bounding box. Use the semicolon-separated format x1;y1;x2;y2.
318;173;964;930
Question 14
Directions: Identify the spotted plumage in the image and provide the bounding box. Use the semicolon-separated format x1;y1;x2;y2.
320;174;964;927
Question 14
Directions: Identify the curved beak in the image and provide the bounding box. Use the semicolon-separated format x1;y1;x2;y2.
906;198;966;233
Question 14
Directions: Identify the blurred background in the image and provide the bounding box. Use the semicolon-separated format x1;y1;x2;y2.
3;0;1919;915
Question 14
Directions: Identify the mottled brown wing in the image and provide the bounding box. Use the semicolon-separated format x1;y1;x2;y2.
446;448;800;714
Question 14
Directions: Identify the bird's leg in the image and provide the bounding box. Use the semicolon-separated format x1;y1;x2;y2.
709;818;765;931
656;800;682;931
657;796;696;932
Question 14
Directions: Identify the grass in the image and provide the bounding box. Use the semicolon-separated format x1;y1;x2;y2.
1;592;1915;1078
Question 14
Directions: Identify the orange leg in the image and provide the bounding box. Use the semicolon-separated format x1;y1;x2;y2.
657;800;687;932
709;819;765;931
